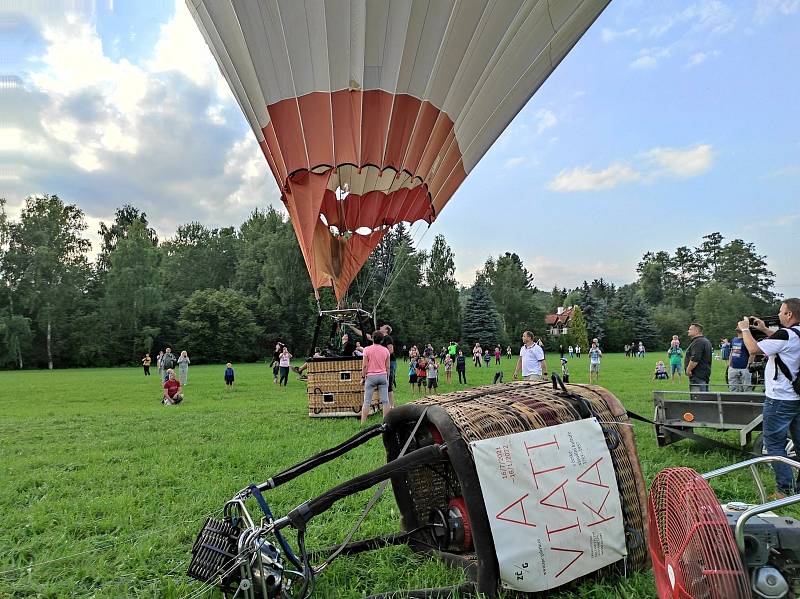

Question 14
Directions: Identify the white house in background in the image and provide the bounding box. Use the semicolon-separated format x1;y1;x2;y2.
545;306;575;336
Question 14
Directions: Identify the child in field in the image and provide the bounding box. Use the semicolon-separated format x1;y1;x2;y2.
561;358;570;383
278;347;292;386
224;362;235;390
483;349;491;368
653;360;668;380
443;353;453;383
426;357;439;393
416;357;428;393
408;358;418;394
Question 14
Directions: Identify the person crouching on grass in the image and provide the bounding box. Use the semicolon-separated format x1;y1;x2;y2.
361;330;391;425
162;369;184;405
224;362;235;391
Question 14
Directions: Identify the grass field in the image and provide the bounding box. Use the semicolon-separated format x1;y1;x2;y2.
0;353;773;598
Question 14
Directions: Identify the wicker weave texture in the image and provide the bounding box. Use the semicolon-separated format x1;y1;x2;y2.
306;359;380;417
402;381;649;579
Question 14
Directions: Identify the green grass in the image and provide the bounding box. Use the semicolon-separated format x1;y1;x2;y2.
0;354;774;598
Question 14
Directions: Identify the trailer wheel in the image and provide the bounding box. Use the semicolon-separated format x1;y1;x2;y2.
752;434;796;458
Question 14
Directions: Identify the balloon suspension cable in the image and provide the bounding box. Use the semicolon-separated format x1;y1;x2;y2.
373;222;432;312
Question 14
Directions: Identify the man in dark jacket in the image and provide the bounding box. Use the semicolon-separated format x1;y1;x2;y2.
161;348;177;382
685;323;713;392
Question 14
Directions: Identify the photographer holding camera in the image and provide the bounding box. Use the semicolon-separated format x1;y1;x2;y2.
738;298;800;498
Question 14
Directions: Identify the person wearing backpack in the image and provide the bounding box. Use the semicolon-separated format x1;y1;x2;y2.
160;348;177;382
738;298;800;498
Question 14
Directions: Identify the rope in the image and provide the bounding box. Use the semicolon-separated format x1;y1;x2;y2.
0;512;219;579
374;222;432;311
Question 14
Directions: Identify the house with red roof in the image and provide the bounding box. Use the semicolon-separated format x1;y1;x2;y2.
545;306;575;337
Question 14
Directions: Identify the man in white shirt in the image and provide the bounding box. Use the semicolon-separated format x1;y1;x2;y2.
737;298;800;497
513;330;547;381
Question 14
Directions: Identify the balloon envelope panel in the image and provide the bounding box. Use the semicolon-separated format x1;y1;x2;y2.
188;0;610;298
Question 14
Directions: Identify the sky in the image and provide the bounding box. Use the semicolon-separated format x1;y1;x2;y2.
2;0;799;297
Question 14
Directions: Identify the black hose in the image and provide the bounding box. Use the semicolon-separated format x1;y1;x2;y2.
287;445;446;529
258;424;387;491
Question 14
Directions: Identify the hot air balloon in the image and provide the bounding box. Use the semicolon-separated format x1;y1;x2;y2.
188;0;609;301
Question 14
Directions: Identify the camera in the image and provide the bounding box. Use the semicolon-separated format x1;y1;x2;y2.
749;315;780;327
748;315;780;341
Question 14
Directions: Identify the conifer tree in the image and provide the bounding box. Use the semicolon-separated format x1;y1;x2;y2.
461;278;501;347
569;305;589;351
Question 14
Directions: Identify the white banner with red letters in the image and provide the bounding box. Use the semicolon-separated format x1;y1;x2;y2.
471;418;626;592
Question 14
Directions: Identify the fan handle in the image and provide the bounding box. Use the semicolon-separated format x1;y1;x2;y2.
703;455;800;553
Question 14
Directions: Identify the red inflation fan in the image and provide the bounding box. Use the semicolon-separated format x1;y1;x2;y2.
648;467;751;599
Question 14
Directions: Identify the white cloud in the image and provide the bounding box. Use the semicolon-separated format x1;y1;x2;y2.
3;2;281;242
601;28;638;43
630;55;658;70
644;144;714;178
535;109;557;134
649;1;737;39
547;143;714;192
776;213;800;226
630;47;670;70
503;156;527;170
548;163;641;192
686;50;720;67
755;0;800;24
763;164;800;178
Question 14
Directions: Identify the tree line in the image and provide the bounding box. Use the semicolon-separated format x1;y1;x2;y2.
0;196;780;369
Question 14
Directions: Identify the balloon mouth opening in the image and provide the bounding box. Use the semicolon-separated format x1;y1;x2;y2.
319;217;387;239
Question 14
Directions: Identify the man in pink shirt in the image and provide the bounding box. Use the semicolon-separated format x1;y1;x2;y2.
361;330;391;424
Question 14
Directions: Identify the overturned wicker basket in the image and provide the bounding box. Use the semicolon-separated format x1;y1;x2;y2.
383;380;649;596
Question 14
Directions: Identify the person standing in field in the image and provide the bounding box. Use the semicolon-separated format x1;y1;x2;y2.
162;369;184;405
426;357;439;394
278;347;292;386
588;341;603;384
667;337;683;383
161;348;177;382
361;330;391;424
736;300;800;498
270;342;283;383
685;322;713;392
473;343;482;367
177;350;190;385
728;328;752;392
568;345;574;359
575;344;581;358
142;353;151;376
448;341;458;362
483;349;491;368
224;362;235;391
494;346;502;365
456;350;467;384
156;350;164;380
506;346;512;360
444;353;453;384
513;330;547;382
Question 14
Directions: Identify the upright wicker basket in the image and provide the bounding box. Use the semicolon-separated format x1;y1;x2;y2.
383;380;649;596
306;356;380;417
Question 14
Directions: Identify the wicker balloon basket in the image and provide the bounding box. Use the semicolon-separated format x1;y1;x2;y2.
306;357;380;417
383;380;649;596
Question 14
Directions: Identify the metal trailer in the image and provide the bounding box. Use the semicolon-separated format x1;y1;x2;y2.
653;386;766;450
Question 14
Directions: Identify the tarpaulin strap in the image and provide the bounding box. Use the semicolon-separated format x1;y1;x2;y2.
248;484;302;569
625;409;757;458
550;373;593;419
